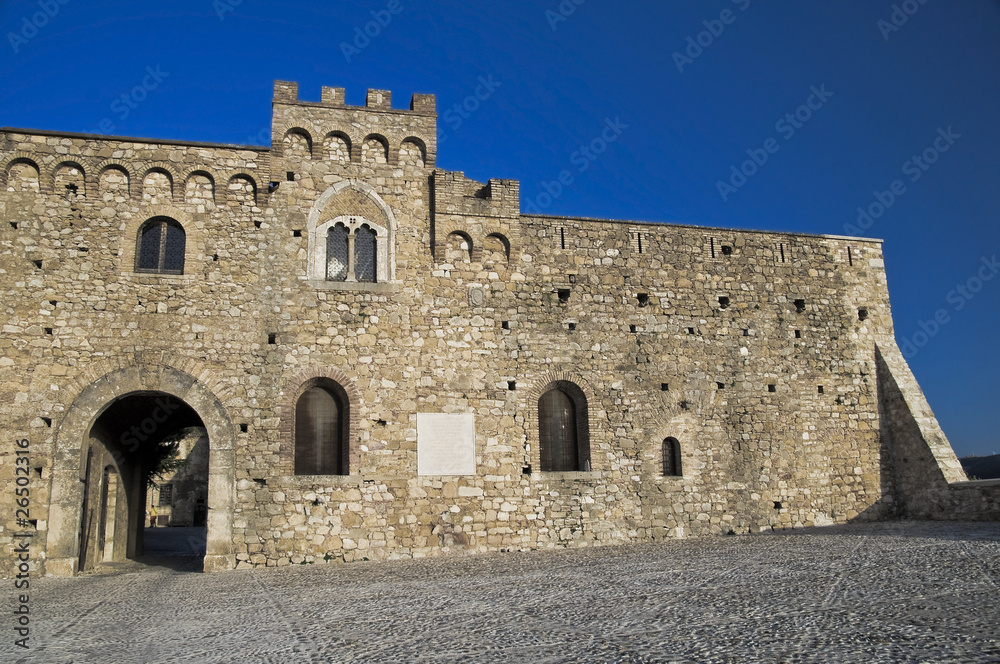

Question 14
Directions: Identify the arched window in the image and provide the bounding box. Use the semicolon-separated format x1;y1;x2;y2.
136;217;186;274
294;384;349;475
326;223;349;281
538;383;590;472
663;437;682;476
308;183;395;284
355;224;377;282
317;217;381;283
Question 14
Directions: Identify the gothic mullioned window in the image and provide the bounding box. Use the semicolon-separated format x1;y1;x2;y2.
321;218;379;283
136;217;185;274
307;182;395;284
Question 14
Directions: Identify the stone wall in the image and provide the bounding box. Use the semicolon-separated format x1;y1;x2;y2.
0;80;987;577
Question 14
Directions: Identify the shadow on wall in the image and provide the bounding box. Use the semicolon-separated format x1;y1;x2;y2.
874;343;1000;520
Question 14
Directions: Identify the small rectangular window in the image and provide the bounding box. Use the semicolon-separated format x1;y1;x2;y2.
158;484;173;507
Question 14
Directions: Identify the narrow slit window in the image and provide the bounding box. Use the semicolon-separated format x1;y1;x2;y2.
662;437;682;476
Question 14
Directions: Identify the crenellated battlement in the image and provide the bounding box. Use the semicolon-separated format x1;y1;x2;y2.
270;81;437;177
432;170;520;219
272;80;436;115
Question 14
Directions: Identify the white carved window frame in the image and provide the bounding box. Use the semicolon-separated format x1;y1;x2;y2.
306;179;396;284
311;215;389;283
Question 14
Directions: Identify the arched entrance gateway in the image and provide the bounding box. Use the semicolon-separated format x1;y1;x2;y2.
45;365;236;576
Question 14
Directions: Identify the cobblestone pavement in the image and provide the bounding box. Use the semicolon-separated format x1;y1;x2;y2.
8;521;1000;664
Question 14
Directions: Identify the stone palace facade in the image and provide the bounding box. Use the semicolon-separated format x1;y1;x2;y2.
1;81;996;577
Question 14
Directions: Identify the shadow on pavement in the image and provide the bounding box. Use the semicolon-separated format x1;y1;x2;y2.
86;526;207;575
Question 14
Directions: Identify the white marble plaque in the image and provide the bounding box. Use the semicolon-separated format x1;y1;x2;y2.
417;413;476;475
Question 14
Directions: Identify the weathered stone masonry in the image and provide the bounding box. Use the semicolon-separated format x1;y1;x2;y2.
1;81;996;577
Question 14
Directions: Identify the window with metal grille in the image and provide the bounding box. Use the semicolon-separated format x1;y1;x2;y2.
136;217;186;274
326;223;349;281
538;383;590;472
294;384;349;475
354;225;377;282
158;483;173;507
663;437;682;476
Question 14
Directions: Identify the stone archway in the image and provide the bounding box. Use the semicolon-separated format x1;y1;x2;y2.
46;365;235;576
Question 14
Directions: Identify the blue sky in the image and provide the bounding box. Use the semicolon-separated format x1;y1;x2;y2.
2;0;998;457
